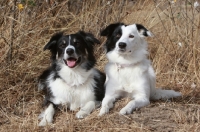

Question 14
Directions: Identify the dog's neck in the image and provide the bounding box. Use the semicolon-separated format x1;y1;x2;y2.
58;63;93;87
115;61;141;71
107;48;148;65
115;62;138;68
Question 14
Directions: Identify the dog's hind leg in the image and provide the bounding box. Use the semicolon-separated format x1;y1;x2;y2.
76;101;96;118
98;95;115;116
38;103;55;126
120;96;150;115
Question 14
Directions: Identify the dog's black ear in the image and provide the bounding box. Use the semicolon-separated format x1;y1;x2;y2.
78;31;99;70
101;23;124;37
43;32;63;61
136;24;153;37
44;32;63;51
78;31;100;45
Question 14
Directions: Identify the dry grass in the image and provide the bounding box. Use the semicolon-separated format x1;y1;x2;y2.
0;0;200;131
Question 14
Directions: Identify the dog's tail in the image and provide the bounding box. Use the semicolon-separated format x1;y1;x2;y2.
150;89;181;100
148;66;181;100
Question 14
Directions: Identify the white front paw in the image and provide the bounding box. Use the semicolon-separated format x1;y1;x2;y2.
38;112;52;126
98;106;109;116
38;112;44;119
38;119;51;126
76;111;88;119
119;107;132;115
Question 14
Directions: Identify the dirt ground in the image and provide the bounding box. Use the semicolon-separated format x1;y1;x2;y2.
1;93;200;132
38;95;200;131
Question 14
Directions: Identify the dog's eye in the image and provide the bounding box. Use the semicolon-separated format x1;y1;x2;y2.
75;42;80;47
60;44;66;48
116;34;121;38
129;35;134;38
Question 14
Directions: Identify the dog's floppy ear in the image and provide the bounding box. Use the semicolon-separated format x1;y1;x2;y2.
101;23;124;37
136;24;154;37
44;32;63;50
78;31;100;45
43;32;63;61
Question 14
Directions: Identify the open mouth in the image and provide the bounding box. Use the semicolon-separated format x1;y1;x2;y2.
63;57;81;68
118;49;126;52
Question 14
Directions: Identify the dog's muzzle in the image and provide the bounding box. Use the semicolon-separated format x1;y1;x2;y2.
63;57;81;68
66;48;74;55
118;42;126;52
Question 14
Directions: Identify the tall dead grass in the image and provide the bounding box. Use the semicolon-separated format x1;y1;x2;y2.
0;0;199;131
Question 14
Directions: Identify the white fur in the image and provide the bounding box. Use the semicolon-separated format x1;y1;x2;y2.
50;63;97;109
38;104;55;126
39;63;100;126
99;24;181;116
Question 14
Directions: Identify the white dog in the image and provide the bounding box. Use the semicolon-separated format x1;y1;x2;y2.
99;23;181;116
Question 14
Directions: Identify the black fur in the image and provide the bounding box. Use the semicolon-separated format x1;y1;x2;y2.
101;23;125;52
44;32;64;62
77;31;100;70
135;24;149;37
38;63;60;106
94;71;106;101
101;23;124;37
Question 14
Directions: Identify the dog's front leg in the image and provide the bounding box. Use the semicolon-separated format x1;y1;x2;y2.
98;95;115;116
120;95;150;115
76;101;95;118
38;103;55;126
99;79;117;116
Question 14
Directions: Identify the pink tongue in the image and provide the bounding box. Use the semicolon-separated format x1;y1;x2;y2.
67;59;76;67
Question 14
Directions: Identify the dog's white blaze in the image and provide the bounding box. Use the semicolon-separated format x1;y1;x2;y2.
64;35;76;59
66;45;75;51
67;35;75;50
69;35;71;44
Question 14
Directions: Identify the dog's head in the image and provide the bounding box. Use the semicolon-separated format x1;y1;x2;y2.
44;31;100;69
101;23;153;54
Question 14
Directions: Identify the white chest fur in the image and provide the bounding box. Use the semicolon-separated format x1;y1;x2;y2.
105;60;150;93
48;65;96;111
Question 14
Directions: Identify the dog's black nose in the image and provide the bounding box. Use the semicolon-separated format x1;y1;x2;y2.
118;42;126;49
66;48;74;55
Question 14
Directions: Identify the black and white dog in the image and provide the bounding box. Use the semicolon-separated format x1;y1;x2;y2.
99;23;181;116
38;31;105;126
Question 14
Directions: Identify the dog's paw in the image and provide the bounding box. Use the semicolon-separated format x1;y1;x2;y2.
95;101;101;108
98;107;109;116
38;119;52;126
76;111;88;119
38;112;44;119
119;107;132;115
38;113;53;126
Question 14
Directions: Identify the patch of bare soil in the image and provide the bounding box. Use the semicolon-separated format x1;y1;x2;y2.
131;103;199;131
99;98;199;132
